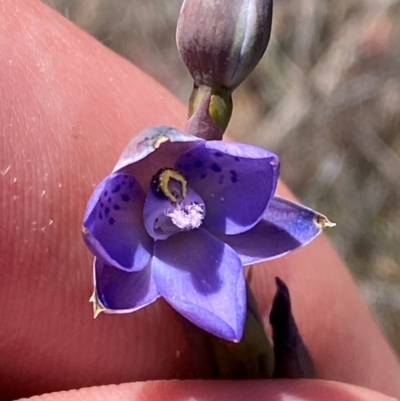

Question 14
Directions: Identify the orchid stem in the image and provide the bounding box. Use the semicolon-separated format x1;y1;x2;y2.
185;85;232;141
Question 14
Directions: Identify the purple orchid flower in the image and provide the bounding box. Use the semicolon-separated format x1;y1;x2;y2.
83;126;332;341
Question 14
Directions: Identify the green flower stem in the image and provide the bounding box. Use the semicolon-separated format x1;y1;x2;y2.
186;85;233;141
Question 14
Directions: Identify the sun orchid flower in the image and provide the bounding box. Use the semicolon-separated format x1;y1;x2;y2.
83;126;331;341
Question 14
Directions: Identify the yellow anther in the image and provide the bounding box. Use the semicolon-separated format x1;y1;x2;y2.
158;169;188;203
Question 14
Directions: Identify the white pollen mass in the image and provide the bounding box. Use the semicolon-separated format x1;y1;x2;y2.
166;203;205;230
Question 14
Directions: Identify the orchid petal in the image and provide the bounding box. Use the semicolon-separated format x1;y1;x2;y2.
113;126;203;192
94;258;159;312
83;172;152;272
176;141;279;234
153;229;246;341
215;196;328;265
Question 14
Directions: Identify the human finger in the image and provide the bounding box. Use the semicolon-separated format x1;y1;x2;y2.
18;380;398;401
1;0;400;400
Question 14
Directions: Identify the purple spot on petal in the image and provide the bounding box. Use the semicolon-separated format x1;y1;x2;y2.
112;184;121;193
108;197;112;203
234;156;240;162
200;173;207;179
194;160;203;168
105;207;110;215
230;170;238;183
104;190;108;197
113;204;121;210
100;202;104;208
129;181;134;188
98;212;103;220
214;151;223;157
211;163;222;172
121;194;130;202
109;217;115;225
121;181;126;185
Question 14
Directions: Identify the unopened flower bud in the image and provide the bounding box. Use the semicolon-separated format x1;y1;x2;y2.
176;0;273;90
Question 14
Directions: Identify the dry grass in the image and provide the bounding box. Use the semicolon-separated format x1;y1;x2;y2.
44;0;400;354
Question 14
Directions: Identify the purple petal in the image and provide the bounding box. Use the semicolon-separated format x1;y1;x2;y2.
143;186;206;240
175;141;279;234
94;258;159;312
152;229;246;341
215;196;327;265
113;126;203;192
83;172;153;272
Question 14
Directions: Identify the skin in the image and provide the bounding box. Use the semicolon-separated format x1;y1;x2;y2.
0;0;399;400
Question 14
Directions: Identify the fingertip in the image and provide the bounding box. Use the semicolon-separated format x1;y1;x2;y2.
20;380;397;401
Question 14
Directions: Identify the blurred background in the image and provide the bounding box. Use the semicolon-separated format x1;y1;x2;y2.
43;0;400;354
